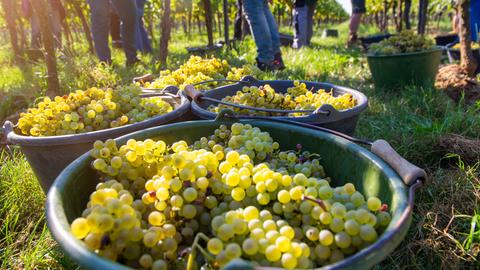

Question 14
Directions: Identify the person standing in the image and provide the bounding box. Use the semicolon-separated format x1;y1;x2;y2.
292;0;316;48
87;0;139;66
243;0;285;71
347;0;366;47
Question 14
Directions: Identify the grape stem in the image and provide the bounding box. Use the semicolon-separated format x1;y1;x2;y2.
302;195;328;211
187;233;214;270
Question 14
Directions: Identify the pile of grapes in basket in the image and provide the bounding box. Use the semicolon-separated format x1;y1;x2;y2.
208;81;357;116
70;123;391;269
368;31;435;55
16;85;172;136
140;56;263;91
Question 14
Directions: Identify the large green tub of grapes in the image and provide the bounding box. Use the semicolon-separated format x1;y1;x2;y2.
3;92;191;193
366;48;442;89
46;117;424;270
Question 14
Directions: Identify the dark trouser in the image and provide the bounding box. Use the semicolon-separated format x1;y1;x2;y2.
88;0;138;63
306;3;315;45
234;0;250;40
135;0;152;53
351;0;366;14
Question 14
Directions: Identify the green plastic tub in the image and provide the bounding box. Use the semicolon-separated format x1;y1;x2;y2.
366;48;442;89
46;117;424;270
3;92;191;193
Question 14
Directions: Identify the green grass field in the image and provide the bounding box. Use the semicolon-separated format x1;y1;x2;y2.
0;22;479;269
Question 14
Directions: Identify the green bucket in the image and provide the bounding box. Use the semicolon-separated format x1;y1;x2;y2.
366;48;442;90
46;118;422;270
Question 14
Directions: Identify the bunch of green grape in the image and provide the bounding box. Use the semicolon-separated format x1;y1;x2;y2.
16;85;173;136
141;56;263;91
208;81;357;116
70;123;391;270
369;31;435;55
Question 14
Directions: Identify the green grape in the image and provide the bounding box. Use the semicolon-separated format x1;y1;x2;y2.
345;219;360;236
265;245;281;262
207;238;223;255
181;204;197;219
281;253;297;269
71;124;392;269
242;238;259;255
182;187;198;202
359;225;378;242
334;232;352;249
367;197;382;212
225;243;242;259
70;218;90;239
275;236;291;252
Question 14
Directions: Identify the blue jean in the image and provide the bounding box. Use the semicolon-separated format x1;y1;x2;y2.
87;0;138;63
243;0;280;63
135;0;152;53
471;0;480;42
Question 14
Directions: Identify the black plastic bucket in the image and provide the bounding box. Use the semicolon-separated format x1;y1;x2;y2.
190;76;368;135
434;34;458;46
4;92;191;193
446;42;480;74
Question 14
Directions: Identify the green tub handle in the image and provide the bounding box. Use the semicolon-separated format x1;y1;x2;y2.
2;120;14;136
371;140;427;186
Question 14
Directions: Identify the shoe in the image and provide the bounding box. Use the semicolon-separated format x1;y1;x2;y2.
126;58;141;67
273;52;286;70
347;33;360;48
256;58;275;72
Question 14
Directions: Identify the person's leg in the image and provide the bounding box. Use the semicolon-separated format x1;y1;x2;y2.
263;0;280;54
306;3;315;45
348;0;365;46
292;7;300;48
349;13;362;36
112;0;138;64
135;0;144;51
292;6;307;48
139;20;152;52
88;0;112;63
243;0;273;64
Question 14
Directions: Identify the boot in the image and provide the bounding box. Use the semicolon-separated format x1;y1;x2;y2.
273;52;286;70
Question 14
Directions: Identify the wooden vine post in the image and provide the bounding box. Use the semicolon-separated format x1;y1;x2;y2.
159;0;172;67
417;0;428;34
31;0;61;97
202;0;214;46
457;0;478;76
1;0;21;62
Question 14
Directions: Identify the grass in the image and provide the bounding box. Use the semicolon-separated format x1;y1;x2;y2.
0;21;479;269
